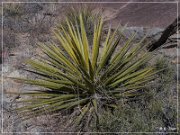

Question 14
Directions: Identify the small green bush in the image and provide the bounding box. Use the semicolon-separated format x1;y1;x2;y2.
91;57;177;132
4;4;24;17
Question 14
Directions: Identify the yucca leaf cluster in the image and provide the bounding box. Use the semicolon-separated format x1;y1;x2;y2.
59;6;99;44
13;12;157;125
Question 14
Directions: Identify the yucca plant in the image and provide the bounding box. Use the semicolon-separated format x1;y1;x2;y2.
12;13;158;127
59;6;100;44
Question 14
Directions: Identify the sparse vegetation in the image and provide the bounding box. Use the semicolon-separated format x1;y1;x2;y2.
2;3;177;133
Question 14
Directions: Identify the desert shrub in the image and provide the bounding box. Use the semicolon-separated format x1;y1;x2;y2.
91;57;177;132
4;3;24;17
12;13;158;129
155;57;172;73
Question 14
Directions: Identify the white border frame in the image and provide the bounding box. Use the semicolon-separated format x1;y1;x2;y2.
1;1;179;134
